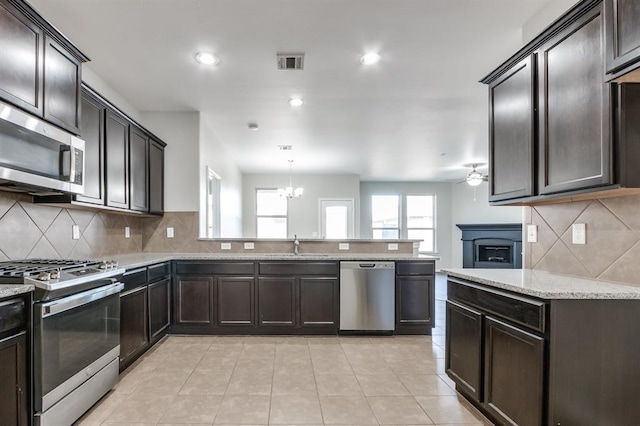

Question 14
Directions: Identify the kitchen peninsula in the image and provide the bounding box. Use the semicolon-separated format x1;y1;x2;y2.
441;267;640;426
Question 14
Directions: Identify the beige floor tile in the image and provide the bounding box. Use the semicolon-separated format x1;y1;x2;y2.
276;344;311;357
414;395;484;424
315;374;363;396
103;394;174;423
356;374;410;396
437;374;456;389
386;358;437;375
398;374;456;396
214;395;270;424
180;372;231;395
131;369;190;396
269;395;323;424
319;396;378;424
275;356;314;374
272;372;317;395
306;337;341;345
276;336;310;345
75;391;127;425
240;343;276;358
367;396;433;425
159;395;223;424
311;356;353;374
226;370;273;395
349;359;394;375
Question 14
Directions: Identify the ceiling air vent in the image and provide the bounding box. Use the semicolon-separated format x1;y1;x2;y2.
277;53;304;70
278;145;293;151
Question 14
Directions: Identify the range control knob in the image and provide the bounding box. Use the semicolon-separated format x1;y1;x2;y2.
36;272;51;281
49;269;60;280
98;261;108;270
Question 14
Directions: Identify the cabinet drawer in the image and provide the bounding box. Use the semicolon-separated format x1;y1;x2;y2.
0;298;26;337
448;279;546;333
396;261;435;276
259;262;339;276
121;267;147;292
175;262;255;276
147;262;170;282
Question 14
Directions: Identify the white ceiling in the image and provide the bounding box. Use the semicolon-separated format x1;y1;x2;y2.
31;0;554;181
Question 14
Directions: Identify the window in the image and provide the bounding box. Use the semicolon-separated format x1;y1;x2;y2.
256;189;287;238
407;195;435;252
205;167;221;238
371;193;436;252
371;195;399;239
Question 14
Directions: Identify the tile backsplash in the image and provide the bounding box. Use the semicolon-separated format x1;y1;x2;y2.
525;194;640;285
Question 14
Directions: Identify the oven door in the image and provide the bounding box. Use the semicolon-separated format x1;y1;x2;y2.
33;282;123;412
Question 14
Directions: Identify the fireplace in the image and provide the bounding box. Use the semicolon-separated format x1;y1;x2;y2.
456;224;522;269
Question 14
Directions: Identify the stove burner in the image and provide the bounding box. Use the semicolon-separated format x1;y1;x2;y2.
0;258;120;282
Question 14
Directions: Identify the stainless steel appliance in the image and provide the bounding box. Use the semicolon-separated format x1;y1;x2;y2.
339;261;395;332
0;259;124;426
0;99;85;195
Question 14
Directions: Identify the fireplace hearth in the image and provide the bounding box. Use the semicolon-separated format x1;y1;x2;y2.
456;224;522;269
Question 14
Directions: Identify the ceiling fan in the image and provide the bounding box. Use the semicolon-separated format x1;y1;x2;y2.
464;163;489;187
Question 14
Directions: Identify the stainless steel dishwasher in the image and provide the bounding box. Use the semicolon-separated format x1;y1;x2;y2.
339;261;395;332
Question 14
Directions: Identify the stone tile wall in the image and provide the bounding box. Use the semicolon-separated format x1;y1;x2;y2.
525;194;640;285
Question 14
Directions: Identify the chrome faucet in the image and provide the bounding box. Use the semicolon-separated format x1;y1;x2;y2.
293;234;300;255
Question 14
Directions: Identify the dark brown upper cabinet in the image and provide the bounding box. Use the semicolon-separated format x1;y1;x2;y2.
75;88;106;206
149;138;165;215
605;0;640;74
129;125;149;212
0;0;87;134
538;4;610;195
105;109;129;209
488;55;536;202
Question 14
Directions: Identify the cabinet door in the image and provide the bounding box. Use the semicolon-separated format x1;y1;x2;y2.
148;278;170;341
0;332;27;426
258;277;296;327
396;276;434;331
605;0;640;73
129;126;149;212
0;0;43;116
174;277;215;326
43;36;81;134
120;286;148;368
105;110;129;209
445;300;483;401
75;90;105;205
484;316;544;426
299;277;338;327
149;139;164;215
217;276;255;326
488;55;535;202
538;5;611;195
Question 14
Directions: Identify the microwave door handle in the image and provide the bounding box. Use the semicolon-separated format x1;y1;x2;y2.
59;146;71;180
68;146;77;182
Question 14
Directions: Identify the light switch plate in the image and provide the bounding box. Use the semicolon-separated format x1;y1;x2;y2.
72;225;80;240
339;243;350;250
125;226;130;238
572;223;586;245
527;225;538;243
221;242;231;250
244;242;255;250
166;227;174;238
388;243;398;251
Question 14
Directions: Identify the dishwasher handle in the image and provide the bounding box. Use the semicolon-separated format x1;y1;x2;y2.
340;261;395;270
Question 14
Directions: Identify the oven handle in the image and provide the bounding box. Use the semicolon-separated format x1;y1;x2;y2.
40;282;124;318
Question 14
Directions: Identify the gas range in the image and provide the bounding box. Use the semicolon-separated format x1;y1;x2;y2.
0;258;125;300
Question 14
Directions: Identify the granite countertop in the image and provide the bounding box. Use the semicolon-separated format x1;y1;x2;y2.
441;268;640;300
112;253;439;270
0;284;35;298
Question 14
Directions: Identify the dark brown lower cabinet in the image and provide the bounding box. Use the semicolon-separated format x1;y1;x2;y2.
258;277;296;327
0;332;27;426
148;277;171;342
119;286;148;371
217;276;255;326
484;316;544;426
299;277;338;327
396;276;434;334
174;277;215;326
445;300;483;401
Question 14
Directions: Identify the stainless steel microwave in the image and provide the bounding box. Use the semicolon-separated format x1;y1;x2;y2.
0;100;84;195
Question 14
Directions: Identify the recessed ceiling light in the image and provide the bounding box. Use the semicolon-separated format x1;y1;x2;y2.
195;52;219;65
247;123;259;131
288;98;303;107
360;52;381;65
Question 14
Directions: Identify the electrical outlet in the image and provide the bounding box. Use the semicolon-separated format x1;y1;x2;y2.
71;225;80;240
339;243;350;250
527;225;538;243
387;243;398;251
221;243;231;250
166;227;174;238
312;231;318;237
572;223;586;245
244;242;255;250
125;226;130;238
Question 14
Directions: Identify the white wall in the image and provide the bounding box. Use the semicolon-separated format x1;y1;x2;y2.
522;0;580;44
82;67;142;122
450;182;523;267
359;182;454;268
242;174;360;238
199;115;243;237
140;112;200;212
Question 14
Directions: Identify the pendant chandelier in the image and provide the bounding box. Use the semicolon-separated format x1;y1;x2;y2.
278;160;304;199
